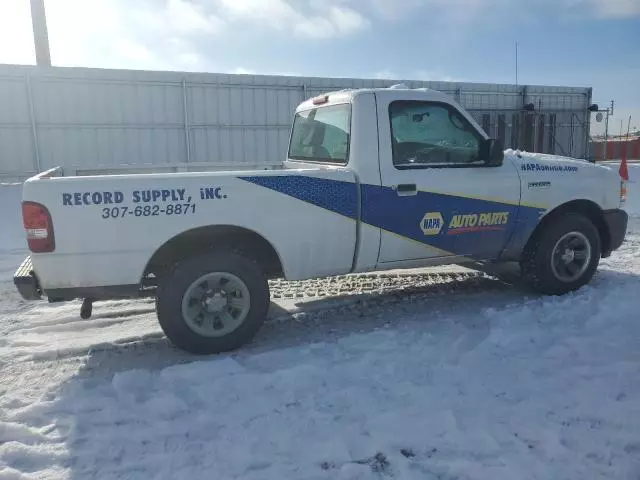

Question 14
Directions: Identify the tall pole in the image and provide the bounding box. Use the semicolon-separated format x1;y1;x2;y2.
604;100;613;160
604;114;609;160
626;116;632;165
30;0;51;67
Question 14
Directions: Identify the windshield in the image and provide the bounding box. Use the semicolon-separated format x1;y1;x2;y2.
288;104;351;163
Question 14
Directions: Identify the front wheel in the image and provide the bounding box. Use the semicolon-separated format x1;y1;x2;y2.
156;250;269;354
521;213;600;295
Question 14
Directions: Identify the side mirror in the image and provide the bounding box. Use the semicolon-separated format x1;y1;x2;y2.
481;138;504;167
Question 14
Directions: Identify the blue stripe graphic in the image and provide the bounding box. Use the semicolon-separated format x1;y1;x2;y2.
240;175;544;258
361;184;543;257
240;175;358;220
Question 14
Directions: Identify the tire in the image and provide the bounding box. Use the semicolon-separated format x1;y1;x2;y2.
156;250;269;354
520;213;600;295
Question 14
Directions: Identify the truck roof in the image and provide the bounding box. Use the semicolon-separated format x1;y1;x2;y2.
296;84;454;111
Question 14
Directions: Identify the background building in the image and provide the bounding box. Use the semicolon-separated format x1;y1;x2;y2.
0;64;594;182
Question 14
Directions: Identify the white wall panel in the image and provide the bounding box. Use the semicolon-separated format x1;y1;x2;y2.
0;64;592;180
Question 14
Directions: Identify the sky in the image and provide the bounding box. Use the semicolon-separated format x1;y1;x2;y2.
0;0;638;135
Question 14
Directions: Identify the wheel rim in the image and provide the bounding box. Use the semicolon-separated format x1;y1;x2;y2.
550;231;592;283
181;272;251;337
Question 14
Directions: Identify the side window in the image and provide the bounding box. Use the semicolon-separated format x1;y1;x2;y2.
389;101;482;167
289;104;350;163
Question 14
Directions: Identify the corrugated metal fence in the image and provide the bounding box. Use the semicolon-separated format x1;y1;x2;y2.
0;64;592;181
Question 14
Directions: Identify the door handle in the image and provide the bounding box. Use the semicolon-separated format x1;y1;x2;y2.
395;183;417;196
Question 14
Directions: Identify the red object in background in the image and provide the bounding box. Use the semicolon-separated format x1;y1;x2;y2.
606;141;614;160
633;138;640;160
619;153;629;181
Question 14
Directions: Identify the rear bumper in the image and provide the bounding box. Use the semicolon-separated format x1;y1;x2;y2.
14;256;145;302
13;256;42;300
602;208;628;257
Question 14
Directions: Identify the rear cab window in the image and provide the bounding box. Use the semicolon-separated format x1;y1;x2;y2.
288;104;351;164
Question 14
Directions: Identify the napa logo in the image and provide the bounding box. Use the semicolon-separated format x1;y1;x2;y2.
447;212;510;235
420;212;444;235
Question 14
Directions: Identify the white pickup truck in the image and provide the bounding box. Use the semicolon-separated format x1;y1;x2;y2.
15;86;628;354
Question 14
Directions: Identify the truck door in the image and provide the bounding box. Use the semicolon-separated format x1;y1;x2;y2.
370;92;522;264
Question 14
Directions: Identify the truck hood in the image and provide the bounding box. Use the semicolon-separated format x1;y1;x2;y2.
505;149;622;211
505;149;613;176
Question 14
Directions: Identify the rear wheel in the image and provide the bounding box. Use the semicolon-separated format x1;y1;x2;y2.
156;250;269;354
521;213;600;295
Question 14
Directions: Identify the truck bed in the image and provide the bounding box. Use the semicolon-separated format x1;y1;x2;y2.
22;165;359;294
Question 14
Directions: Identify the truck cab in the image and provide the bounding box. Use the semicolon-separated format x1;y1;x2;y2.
284;86;623;272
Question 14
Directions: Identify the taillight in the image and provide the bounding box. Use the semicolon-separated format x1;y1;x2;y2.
22;201;55;253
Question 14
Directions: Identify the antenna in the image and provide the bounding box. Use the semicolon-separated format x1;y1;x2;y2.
604;100;614;160
515;42;519;86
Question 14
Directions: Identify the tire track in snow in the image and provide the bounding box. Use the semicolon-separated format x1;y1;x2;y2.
269;271;487;300
0;270;512;365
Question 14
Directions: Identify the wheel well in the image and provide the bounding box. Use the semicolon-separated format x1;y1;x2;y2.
144;226;284;281
525;200;611;254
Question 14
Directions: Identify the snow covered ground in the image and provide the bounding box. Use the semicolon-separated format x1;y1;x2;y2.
0;167;639;479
